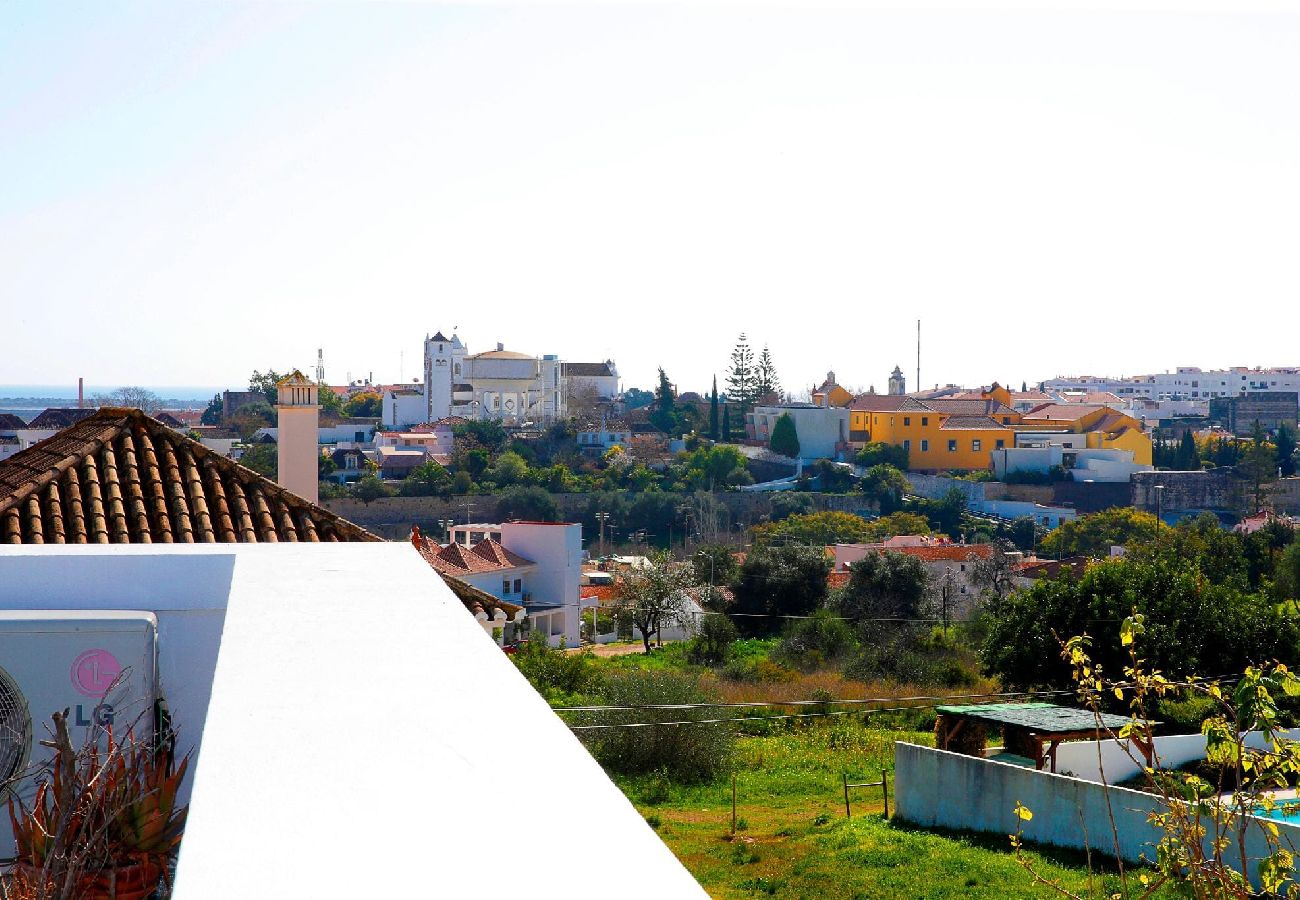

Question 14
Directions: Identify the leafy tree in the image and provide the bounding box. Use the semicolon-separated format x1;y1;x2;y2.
1176;431;1200;470
863;511;932;540
1276;422;1297;478
399;461;451;497
609;551;698;653
238;443;277;478
318;450;337;480
200;393;223;426
486;451;530;487
775;609;858;671
725;334;756;411
751;510;872;548
230;401;276;440
969;544;1017;601
854;441;909;470
860;464;910;514
249;370;284;405
835;550;929;623
1037;506;1159;558
981;549;1300;690
92;386;161;413
809;459;855;493
686;614;739;665
708;376;720;441
691;543;738;587
769;413;800;458
1236;422;1277;512
343;391;382;418
317;385;345;418
755;345;781;402
916;487;967;539
454;420;508;452
622;387;654;410
1276;543;1300;602
497;485;559;522
675;445;751;491
1004;516;1042;553
351;474;393;504
731;544;831;635
768;492;815;521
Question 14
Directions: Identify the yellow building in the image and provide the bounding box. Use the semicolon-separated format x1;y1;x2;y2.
1016;404;1152;465
849;389;1153;471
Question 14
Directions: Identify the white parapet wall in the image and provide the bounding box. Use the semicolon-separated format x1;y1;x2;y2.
894;742;1300;889
1052;728;1300;784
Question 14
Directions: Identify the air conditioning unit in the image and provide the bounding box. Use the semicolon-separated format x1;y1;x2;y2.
0;611;159;863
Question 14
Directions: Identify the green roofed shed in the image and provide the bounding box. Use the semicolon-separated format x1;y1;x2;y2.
933;703;1152;773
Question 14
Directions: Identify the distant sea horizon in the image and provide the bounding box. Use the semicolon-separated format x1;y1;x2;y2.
0;385;222;422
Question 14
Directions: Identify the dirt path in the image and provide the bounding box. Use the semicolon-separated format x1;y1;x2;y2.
568;641;652;657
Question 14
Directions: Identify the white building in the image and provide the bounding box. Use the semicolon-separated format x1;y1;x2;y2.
745;403;849;462
382;331;620;429
992;445;1152;483
1045;367;1300;402
416;520;584;648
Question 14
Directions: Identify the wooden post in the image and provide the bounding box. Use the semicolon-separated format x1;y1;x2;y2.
882;768;889;819
731;773;737;835
843;772;851;819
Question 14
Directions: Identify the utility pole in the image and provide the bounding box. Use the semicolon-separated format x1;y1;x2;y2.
941;566;952;632
596;512;610;558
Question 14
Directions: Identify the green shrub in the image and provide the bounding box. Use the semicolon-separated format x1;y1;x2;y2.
686;615;739;666
511;638;601;702
1156;692;1219;734
576;670;735;783
774;610;858;672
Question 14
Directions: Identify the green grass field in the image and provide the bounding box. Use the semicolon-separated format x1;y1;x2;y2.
615;725;1163;899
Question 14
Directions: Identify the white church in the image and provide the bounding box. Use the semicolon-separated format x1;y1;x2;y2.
382;331;620;428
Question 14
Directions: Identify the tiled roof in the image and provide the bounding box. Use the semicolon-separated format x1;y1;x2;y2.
409;526;526;617
924;399;1017;417
563;362;616;377
27;408;97;429
0;408;378;544
1014;556;1089;580
415;535;534;576
0;414;26;430
1022;403;1101;422
828;571;850;589
939;416;1009;431
849;395;911;412
896;544;997;562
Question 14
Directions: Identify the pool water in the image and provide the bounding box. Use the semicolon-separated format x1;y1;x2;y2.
1256;799;1300;822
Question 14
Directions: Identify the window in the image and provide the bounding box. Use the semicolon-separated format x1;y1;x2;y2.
922;417;929;427
502;580;511;595
960;564;966;572
903;440;911;452
1002;417;1010;424
948;440;957;452
995;439;1005;449
903;417;911;427
514;579;522;594
921;439;929;452
355;431;365;442
971;440;981;452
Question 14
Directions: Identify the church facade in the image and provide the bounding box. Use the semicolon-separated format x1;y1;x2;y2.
382;331;619;428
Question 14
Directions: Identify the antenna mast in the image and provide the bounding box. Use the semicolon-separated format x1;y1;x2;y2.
916;319;921;394
315;348;325;384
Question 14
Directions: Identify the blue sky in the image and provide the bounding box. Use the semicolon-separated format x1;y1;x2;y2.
3;4;1299;396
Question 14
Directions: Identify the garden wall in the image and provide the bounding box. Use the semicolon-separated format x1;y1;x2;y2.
893;742;1300;888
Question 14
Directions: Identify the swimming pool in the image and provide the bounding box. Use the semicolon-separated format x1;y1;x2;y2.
1255;799;1300;822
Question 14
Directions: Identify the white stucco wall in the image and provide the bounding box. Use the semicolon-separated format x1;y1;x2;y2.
0;544;703;898
894;741;1299;888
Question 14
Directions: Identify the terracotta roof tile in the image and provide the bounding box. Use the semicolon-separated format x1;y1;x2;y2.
0;414;27;430
939;416;1009;430
26;408;98;429
0;408;377;544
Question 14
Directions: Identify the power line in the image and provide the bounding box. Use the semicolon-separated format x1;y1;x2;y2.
553;686;1075;713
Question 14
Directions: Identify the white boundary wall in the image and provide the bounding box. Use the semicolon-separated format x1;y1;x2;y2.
894;742;1300;889
1052;728;1300;784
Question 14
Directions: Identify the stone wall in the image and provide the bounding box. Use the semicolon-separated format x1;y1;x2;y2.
1131;469;1239;513
325;491;876;541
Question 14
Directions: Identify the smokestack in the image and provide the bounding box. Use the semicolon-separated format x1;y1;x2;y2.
78;378;84;409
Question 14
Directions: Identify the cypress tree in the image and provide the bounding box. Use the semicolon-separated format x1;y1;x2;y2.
709;375;720;441
722;405;731;443
770;413;800;458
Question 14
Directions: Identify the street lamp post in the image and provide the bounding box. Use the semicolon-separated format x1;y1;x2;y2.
595;512;611;558
1154;484;1165;543
438;517;455;545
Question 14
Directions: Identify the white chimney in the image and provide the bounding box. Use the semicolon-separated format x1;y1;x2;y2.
275;371;319;504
